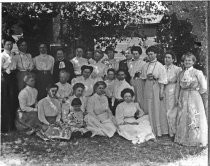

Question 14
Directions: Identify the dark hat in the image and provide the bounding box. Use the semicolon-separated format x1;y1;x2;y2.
81;65;94;73
71;98;82;106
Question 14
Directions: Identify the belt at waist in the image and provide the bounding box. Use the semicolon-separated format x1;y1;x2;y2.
37;70;51;74
181;88;198;91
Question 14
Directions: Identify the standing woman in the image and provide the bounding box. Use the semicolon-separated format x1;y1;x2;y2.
141;45;168;137
33;43;54;101
1;37;18;132
175;52;207;147
15;38;34;92
85;81;117;137
129;46;146;110
163;51;182;137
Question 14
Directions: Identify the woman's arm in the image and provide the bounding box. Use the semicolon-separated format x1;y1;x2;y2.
37;101;50;125
115;104;124;125
18;91;37;112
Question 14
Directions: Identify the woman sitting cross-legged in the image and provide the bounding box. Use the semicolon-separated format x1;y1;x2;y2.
115;88;155;144
37;84;71;140
85;81;117;137
15;73;42;134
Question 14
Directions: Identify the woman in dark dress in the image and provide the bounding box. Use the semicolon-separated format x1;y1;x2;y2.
53;48;75;84
1;37;19;132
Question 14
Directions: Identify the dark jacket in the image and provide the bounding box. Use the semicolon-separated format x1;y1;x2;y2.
119;59;132;83
53;59;76;84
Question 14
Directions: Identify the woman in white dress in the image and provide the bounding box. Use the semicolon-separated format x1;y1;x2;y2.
163;51;182;137
174;52;207;147
85;81;117;137
116;88;155;144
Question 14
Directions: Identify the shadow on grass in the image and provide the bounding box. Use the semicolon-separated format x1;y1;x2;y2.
0;131;207;166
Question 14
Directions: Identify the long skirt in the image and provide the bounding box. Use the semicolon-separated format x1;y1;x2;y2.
164;83;178;137
118;115;155;144
131;78;145;112
15;109;42;131
143;80;169;136
35;71;53;101
1;72;19;132
16;71;29;92
174;90;208;147
84;113;116;137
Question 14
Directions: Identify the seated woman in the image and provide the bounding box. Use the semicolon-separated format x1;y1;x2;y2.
63;98;88;134
37;84;71;140
85;81;117;137
71;65;101;97
56;70;72;101
15;73;42;134
67;83;87;113
116;88;155;144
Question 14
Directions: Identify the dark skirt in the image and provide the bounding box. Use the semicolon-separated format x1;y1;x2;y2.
1;71;19;132
35;71;53;101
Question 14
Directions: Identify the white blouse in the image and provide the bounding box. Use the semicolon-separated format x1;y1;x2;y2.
33;54;54;73
18;86;38;112
56;82;73;99
1;50;16;74
71;57;88;75
14;51;34;71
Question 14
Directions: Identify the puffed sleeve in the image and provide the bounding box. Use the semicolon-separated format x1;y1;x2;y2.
196;70;207;94
18;91;35;112
115;103;124;125
158;64;167;84
37;100;50;125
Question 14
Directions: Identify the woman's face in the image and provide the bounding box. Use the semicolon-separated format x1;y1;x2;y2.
76;48;83;57
86;51;93;59
19;41;27;53
125;49;132;60
59;73;68;84
48;87;58;98
107;50;114;59
117;71;125;81
26;78;35;88
132;50;140;60
4;41;13;51
147;51;157;61
75;87;84;97
82;69;91;79
107;71;115;80
56;50;64;61
123;93;133;103
164;54;174;66
39;44;47;54
96;84;105;95
184;56;194;68
94;52;103;62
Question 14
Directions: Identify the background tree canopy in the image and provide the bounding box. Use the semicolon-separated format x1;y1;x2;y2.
2;1;207;74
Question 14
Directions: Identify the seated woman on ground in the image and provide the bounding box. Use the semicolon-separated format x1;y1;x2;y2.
115;88;155;144
85;81;117;137
37;84;71;140
15;73;42;135
62;98;88;134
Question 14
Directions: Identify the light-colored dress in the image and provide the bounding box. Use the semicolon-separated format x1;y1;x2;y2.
129;59;146;109
105;79;115;98
116;102;155;144
15;86;40;130
102;58;119;72
174;67;208;147
67;95;87;112
71;56;88;76
14;51;34;91
37;96;71;140
33;54;54;100
141;60;168;136
85;93;117;137
71;76;101;97
56;82;73;99
164;64;182;137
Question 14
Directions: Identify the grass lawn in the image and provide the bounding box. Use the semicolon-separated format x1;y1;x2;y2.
0;131;207;166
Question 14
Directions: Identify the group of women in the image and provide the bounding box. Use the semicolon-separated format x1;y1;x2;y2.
1;37;208;147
